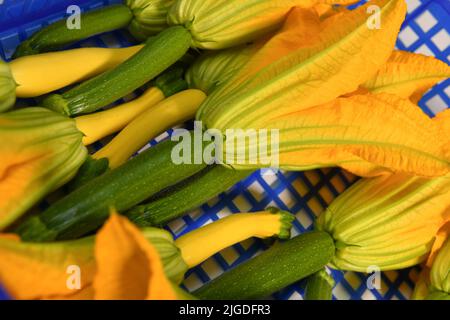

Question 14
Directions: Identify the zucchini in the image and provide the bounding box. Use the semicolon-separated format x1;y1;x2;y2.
193;231;335;300
127;165;253;227
13;5;133;58
305;269;335;300
16;138;207;242
42;26;191;116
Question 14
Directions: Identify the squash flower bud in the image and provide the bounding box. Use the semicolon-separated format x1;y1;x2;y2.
126;0;175;40
0;108;87;229
185;44;258;94
167;0;320;49
427;236;450;299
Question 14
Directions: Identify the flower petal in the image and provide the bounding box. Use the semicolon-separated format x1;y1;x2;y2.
0;58;16;112
93;214;177;300
430;234;450;294
199;0;407;130
0;236;96;299
313;3;349;19
317;172;450;271
363;50;450;103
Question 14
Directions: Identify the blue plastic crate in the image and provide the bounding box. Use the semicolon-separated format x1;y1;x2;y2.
0;0;449;300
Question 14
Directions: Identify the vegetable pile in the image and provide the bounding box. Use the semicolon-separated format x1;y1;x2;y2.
0;0;449;300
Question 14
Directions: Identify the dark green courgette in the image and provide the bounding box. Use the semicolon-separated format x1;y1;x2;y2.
127;165;253;227
42;26;191;116
16;138;207;242
194;231;335;300
13;5;133;58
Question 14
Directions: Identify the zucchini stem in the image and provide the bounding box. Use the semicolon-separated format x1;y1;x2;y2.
10;46;143;98
175;209;294;268
93;89;206;169
305;269;335;300
75;86;165;145
13;5;134;58
41;26;192;116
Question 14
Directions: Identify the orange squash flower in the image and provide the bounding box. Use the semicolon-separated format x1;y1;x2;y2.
0;58;16;112
0;108;87;230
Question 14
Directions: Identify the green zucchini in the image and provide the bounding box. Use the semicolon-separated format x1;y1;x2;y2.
42;26;191;116
305;269;335;300
127;165;253;226
66;156;110;192
16;138;207;242
194;231;335;300
66;66;189;191
13;5;133;58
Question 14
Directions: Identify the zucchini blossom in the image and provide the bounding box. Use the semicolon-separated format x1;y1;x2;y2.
196;0;450;178
427;236;450;299
0;210;292;299
185;44;259;94
0;108;87;230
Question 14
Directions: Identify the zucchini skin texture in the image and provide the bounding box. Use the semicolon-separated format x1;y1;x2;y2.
16;139;207;242
194;231;335;300
305;269;335;300
127;165;253;226
42;26;192;116
13;5;133;58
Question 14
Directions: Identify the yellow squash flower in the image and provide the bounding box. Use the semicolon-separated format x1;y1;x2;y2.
316;170;450;271
412;223;450;300
126;0;175;40
363;50;450;103
316;109;450;272
197;1;450;178
0;108;87;230
167;0;356;49
0;215;179;300
260;92;450;177
428;235;450;299
198;0;407;127
0;210;292;299
185;44;260;94
92;215;178;300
